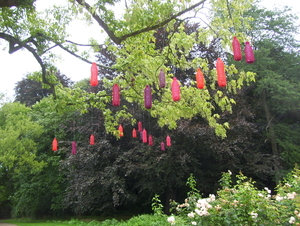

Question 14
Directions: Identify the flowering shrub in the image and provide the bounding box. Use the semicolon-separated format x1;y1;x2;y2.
167;168;300;225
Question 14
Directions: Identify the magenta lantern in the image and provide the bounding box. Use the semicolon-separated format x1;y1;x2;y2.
90;134;95;145
166;135;171;146
160;142;165;151
171;77;180;101
244;42;255;64
132;128;137;138
112;84;120;106
159;69;166;88
138;121;143;132
90;62;98;87
71;141;77;155
148;135;153;146
232;37;242;61
144;85;152;109
142;129;147;143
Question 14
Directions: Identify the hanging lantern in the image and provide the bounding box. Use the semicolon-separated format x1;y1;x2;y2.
90;134;95;145
140;131;143;141
142;129;147;143
244;42;255;64
132;128;137;138
90;62;98;87
138;121;143;132
160;142;165;151
171;77;180;101
216;58;227;87
71;141;77;155
196;68;205;89
112;84;120;106
166;135;171;146
118;124;124;137
52;138;58;151
159;69;166;88
232;36;242;61
144;85;152;109
148;135;153;146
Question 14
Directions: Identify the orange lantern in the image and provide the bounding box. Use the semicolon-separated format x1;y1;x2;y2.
159;69;166;88
160;142;165;151
112;84;120;106
171;77;180;101
196;68;205;89
148;135;153;146
52;138;58;151
216;58;226;87
244;42;255;64
142;129;147;143
132;128;137;138
90;134;95;145
166;135;171;146
118;125;124;137
90;62;98;86
232;37;242;61
138;121;143;132
144;85;152;109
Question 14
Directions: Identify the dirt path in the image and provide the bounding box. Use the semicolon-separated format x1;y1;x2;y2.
0;223;18;226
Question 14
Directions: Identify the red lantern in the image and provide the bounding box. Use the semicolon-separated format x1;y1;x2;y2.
216;58;226;87
232;36;242;61
166;135;171;146
71;141;77;155
159;69;166;88
112;84;120;106
118;125;124;137
90;134;95;145
160;142;165;151
142;129;147;143
90;62;98;86
244;42;255;64
148;135;153;146
144;85;152;109
138;121;143;132
171;77;180;101
132;128;137;138
196;68;205;89
52;138;58;151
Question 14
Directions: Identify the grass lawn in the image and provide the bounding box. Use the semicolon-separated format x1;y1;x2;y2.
1;219;72;226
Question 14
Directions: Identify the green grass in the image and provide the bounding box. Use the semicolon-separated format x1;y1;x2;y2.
1;219;70;226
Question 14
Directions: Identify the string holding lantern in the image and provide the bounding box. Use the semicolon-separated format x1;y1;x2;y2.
232;37;242;61
171;77;180;101
138;121;143;132
196;68;205;89
166;135;171;146
132;128;137;138
52;138;58;151
148;135;153;146
244;42;255;64
159;69;166;88
90;62;98;87
144;85;152;109
112;84;120;106
90;134;95;145
71;141;77;155
118;125;124;137
216;58;227;87
142;129;147;143
160;142;165;151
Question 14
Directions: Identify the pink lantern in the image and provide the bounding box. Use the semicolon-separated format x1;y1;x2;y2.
171;77;180;101
112;84;120;106
159;69;166;88
244;42;255;64
196;68;205;89
132;128;137;138
232;37;242;61
166;135;171;146
160;142;165;151
90;134;95;145
148;135;153;146
90;62;98;86
71;141;77;155
138;121;143;132
144;85;152;109
52;138;58;151
142;129;147;143
216;58;226;87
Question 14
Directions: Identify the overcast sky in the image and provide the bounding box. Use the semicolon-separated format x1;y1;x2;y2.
0;0;299;101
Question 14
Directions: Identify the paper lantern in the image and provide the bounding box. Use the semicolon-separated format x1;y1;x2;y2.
118;124;124;137
196;68;205;89
216;58;226;87
138;121;143;132
140;131;143;141
166;135;171;146
142;129;147;143
160;142;165;151
52;138;58;151
171;77;180;101
148;135;153;146
244;42;255;64
71;141;77;155
144;85;152;109
159;69;166;88
90;134;95;145
232;36;242;61
132;128;137;138
112;84;120;106
90;62;98;86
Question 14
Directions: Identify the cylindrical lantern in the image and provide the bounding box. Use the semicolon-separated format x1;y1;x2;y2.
52;138;58;151
132;128;137;138
216;58;226;87
144;85;152;109
159;69;166;88
140;131;143;141
112;84;120;106
166;135;171;146
160;142;165;151
142;129;147;143
171;77;180;101
90;134;95;145
118;124;124;137
90;62;98;86
148;135;153;146
196;68;205;89
138;121;143;132
71;141;77;155
244;42;255;64
232;36;242;61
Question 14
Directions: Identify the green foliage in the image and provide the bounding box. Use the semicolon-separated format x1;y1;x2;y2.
152;194;164;215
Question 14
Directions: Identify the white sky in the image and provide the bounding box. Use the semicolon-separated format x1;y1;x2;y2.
0;0;299;101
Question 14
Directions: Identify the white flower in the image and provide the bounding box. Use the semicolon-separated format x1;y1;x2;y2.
228;170;232;175
264;187;271;194
188;212;195;218
289;216;296;224
249;212;258;219
275;195;284;201
191;221;197;225
258;193;264;197
167;216;176;225
287;192;297;200
208;194;216;202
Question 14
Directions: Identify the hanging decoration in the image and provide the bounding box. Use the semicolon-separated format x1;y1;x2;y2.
132;128;137;138
166;135;171;146
196;68;205;89
244;42;255;64
112;84;120;106
160;142;165;151
232;36;242;61
216;58;227;87
138;121;143;132
52;138;58;151
159;69;166;88
118;125;124;137
171;77;180;101
71;141;77;155
144;85;152;109
90;62;98;87
148;135;153;146
142;129;147;143
90;134;95;145
140;131;143;141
